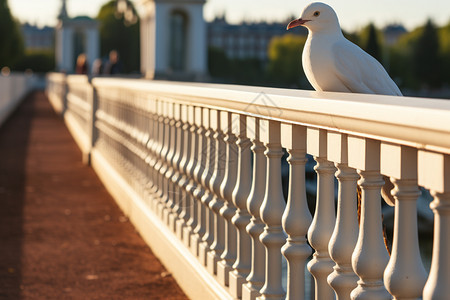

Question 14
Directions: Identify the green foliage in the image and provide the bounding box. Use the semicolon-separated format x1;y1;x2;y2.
13;50;55;73
0;0;25;67
97;0;140;73
360;23;382;62
412;19;442;88
267;34;307;88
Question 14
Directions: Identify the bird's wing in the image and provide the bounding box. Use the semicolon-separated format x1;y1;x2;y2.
332;40;402;96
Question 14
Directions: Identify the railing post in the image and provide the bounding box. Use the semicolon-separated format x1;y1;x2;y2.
327;132;359;299
183;106;199;247
381;144;427;299
175;104;192;240
348;136;391;300
242;117;266;300
306;127;336;299
217;111;238;287
281;124;312;300
199;108;216;266
207;109;226;276
167;102;183;232
191;107;207;256
418;151;450;299
229;113;253;298
257;120;286;300
162;102;177;224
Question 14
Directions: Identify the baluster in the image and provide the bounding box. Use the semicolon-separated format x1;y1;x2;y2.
175;105;192;240
306;128;336;299
327;132;359;299
156;101;173;219
191;108;207;256
207;110;226;275
183;106;199;247
348;136;390;299
199;109;216;266
280;124;312;300
381;144;427;299
230;114;253;298
150;100;165;211
418;151;450;299
258;120;286;300
161;102;177;223
242;117;266;300
144;98;157;207
217;111;238;287
168;103;183;232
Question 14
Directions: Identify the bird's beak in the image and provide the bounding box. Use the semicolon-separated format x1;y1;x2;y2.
286;18;308;30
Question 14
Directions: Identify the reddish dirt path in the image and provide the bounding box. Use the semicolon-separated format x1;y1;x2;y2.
0;91;189;299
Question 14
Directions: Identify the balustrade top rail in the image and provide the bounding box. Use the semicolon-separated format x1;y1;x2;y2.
91;77;450;154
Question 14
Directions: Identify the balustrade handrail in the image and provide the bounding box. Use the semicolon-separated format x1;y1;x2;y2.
91;77;450;154
46;72;450;300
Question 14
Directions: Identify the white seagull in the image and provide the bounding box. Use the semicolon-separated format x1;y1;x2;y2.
287;2;402;96
287;2;399;205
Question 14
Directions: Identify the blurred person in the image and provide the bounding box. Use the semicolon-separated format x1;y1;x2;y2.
103;50;123;75
92;58;104;76
75;53;88;75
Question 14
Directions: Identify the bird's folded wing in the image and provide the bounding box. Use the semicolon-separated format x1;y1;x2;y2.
332;40;402;96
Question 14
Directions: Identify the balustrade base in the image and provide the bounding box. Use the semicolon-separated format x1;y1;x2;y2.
175;219;185;240
190;234;201;256
217;260;232;286
229;270;247;299
242;283;261;300
198;242;209;266
207;251;220;275
168;214;177;233
183;227;192;248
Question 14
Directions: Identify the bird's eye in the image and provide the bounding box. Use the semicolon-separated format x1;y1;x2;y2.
313;11;320;17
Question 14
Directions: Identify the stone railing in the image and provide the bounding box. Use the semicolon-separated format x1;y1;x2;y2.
0;71;38;127
46;73;450;300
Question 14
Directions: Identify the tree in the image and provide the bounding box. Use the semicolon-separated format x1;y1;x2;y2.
267;34;308;88
97;0;140;73
361;23;382;62
0;0;24;68
412;19;442;88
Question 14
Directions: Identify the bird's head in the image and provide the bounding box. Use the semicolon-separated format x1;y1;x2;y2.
287;2;340;33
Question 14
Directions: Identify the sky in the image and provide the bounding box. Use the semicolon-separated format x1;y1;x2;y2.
8;0;450;32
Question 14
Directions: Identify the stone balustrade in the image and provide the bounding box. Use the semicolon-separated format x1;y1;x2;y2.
47;73;450;300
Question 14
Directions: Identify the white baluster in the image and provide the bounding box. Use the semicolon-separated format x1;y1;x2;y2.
257;120;286;300
327;132;359;299
150;100;165;211
162;102;177;224
207;110;226;276
306;128;336;299
243;117;266;300
230;114;253;298
348;136;390;300
168;103;184;232
217;111;238;287
381;144;427;299
191;107;207;256
183;106;199;247
418;151;450;299
175;105;192;240
200;109;218;266
281;124;312;300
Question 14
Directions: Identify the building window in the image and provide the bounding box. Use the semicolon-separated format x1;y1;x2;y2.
169;10;188;71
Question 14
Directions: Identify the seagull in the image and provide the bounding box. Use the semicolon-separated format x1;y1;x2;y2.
287;2;398;206
287;2;402;96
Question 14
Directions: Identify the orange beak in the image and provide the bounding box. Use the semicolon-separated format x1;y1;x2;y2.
286;18;309;30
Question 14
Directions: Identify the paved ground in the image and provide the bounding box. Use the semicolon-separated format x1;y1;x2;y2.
0;91;188;299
